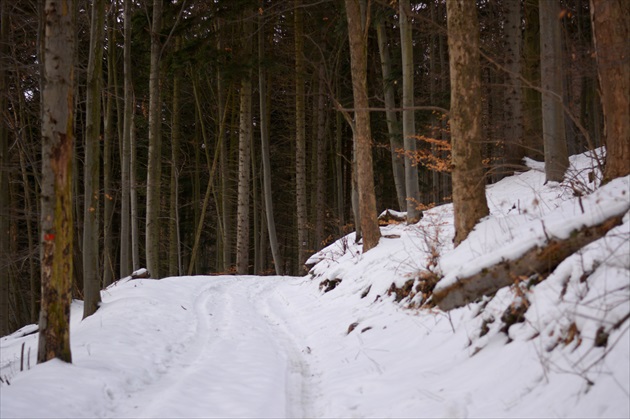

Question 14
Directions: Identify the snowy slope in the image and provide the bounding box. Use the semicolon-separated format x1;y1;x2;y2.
1;151;629;418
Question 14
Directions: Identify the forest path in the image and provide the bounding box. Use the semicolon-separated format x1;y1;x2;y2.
111;276;318;418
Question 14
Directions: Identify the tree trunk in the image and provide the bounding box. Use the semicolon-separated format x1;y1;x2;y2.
146;0;162;279
345;0;381;252
446;0;489;246
315;63;327;251
295;0;308;270
82;0;104;319
259;12;283;275
523;0;543;160
38;0;75;363
504;0;524;169
120;0;133;278
130;118;140;272
539;0;569;182
236;9;254;275
399;0;421;223
0;0;10;336
590;0;629;182
169;38;182;277
376;19;406;211
102;15;115;288
433;210;628;311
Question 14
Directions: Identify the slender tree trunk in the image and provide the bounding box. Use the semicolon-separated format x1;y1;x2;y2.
236;9;254;275
120;0;133;277
295;0;308;270
0;0;10;336
376;19;406;211
539;0;568;182
335;108;345;234
83;0;104;319
446;0;489;247
169;38;182;277
345;0;381;252
102;16;115;288
504;0;524;169
258;11;283;275
38;0;75;363
590;0;629;182
146;0;163;278
523;0;543;160
315;63;327;251
130;118;140;271
399;0;421;223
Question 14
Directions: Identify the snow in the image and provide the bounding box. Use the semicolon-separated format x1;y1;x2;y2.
2;150;629;418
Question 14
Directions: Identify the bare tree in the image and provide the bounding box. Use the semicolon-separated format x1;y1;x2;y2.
82;0;104;319
539;0;568;182
345;0;381;252
236;8;254;275
295;0;308;269
146;0;163;278
0;0;10;336
590;0;629;182
259;10;283;275
120;0;133;278
399;0;421;223
38;0;75;363
376;17;406;211
446;0;489;246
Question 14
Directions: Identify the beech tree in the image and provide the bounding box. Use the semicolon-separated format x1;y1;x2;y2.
120;0;133;278
82;0;105;319
146;0;163;279
295;0;308;268
590;0;629;182
345;0;381;252
236;8;254;275
539;0;569;182
38;0;75;363
399;0;421;223
0;0;10;337
446;0;489;246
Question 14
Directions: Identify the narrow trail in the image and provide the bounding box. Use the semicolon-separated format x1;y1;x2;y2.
112;276;316;419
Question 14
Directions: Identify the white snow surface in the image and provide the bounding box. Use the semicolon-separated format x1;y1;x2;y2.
2;150;629;418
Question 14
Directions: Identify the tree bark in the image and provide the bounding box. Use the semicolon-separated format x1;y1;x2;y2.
399;0;421;223
259;11;283;275
504;0;524;169
120;0;133;278
0;0;10;336
522;0;543;160
376;19;406;211
345;0;381;252
295;0;308;270
38;0;74;363
82;0;104;319
446;0;489;246
169;38;182;277
236;9;254;275
146;0;163;278
539;0;569;182
102;14;115;288
315;63;327;251
433;210;628;311
590;0;630;182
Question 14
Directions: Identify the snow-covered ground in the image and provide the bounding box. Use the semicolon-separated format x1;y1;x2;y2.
1;151;629;418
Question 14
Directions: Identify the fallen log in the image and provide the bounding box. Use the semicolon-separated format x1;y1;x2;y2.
432;211;627;311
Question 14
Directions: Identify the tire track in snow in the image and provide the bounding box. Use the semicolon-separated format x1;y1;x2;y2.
250;279;318;418
113;276;315;418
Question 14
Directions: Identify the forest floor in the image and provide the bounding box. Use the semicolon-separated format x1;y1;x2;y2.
1;150;629;418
